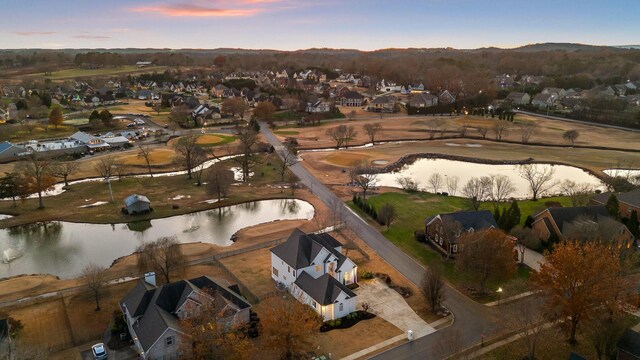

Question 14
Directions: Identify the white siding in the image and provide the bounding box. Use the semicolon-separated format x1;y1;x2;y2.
332;291;357;320
270;252;294;287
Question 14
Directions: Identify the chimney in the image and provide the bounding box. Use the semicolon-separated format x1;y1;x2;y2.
144;272;156;286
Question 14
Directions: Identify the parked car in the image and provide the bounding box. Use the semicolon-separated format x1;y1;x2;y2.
91;343;108;360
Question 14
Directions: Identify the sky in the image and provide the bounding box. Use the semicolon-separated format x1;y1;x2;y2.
2;0;639;50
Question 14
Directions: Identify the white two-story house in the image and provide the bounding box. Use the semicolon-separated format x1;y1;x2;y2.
270;229;358;321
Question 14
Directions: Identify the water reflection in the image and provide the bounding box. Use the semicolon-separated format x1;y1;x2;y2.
0;199;314;279
375;158;605;199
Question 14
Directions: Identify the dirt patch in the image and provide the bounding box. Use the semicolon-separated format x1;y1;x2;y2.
314;315;403;359
196;134;223;145
220;248;274;299
322;152;373;167
11;298;75;352
116;148;176;166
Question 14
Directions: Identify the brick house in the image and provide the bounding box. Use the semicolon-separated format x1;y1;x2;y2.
590;189;640;222
339;91;365;107
425;210;497;256
530;205;634;244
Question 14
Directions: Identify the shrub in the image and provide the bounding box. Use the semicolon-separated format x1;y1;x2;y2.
360;271;374;279
414;230;426;243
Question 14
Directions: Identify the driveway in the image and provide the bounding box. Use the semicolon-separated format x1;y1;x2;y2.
80;345;138;360
355;279;435;338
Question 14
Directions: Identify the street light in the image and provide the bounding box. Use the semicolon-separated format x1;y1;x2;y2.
497;287;503;303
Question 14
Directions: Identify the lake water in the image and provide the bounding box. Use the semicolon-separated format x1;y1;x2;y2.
374;158;605;199
0;199;313;279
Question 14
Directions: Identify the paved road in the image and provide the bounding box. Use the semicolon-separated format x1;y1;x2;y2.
260;122;507;358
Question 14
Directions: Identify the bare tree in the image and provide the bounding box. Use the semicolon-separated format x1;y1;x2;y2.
16;152;56;209
349;161;377;198
489;174;516;204
519;122;538;144
505;290;547;360
563;129;580;145
326;124;357;149
427;119;445;139
50;160;79;186
94;155;116;203
81;263;108;311
510;227;541;264
559;180;594;206
421;264;445;313
136;236;185;284
446;176;459;196
191;146;209;186
477;126;489;139
276;145;298;183
397;176;420;192
378;203;397;229
428;173;443;194
174;134;201;180
348;110;357;121
137;144;155;177
518;164;556;201
286;169;298;195
363;122;383;144
461;176;492;210
227;127;261;182
205;161;234;201
493;120;510;141
459;123;469;137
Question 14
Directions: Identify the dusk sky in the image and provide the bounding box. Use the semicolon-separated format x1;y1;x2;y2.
3;0;639;50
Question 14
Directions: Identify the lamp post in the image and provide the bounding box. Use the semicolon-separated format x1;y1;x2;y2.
497;287;503;304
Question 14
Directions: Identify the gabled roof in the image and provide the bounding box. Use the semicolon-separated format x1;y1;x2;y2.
341;91;364;100
124;194;150;207
294;272;356;306
270;228;343;269
120;275;251;354
592;189;640;208
425;210;497;231
537;205;610;233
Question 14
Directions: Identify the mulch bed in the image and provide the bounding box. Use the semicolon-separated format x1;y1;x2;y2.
320;311;376;332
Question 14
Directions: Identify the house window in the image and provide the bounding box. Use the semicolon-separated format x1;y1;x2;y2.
165;336;173;346
293;270;296;277
312;301;317;309
272;267;278;276
315;265;321;272
453;244;458;253
339;303;343;312
287;266;290;273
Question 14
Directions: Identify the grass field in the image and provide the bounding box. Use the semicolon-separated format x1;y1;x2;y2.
352;191;573;299
273;130;300;136
25;65;168;80
0;124;77;142
116;148;176;166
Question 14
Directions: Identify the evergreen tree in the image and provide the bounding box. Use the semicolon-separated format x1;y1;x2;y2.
627;211;639;238
505;200;521;231
606;194;620;219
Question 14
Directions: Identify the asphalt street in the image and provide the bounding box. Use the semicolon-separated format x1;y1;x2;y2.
259;122;510;359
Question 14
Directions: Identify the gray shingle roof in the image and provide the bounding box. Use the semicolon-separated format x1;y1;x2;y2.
120;275;251;353
592;189;640;208
270;229;344;269
425;210;497;231
543;206;610;233
294;272;356;306
124;194;150;207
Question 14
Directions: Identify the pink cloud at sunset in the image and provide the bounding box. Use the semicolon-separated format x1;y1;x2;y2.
129;0;288;17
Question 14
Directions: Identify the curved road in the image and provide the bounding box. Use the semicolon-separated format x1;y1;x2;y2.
260;122;508;358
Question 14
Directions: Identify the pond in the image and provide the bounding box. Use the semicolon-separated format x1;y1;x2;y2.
374;158;605;199
0;199;313;279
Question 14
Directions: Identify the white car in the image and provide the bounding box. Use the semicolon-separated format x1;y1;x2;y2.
91;343;108;360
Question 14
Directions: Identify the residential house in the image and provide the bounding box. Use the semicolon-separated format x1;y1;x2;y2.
531;93;556;108
366;95;396;113
564;88;581;99
120;274;251;360
275;70;289;79
438;90;456;105
270;229;358;321
425;210;497;256
506;92;531;105
306;99;331;113
495;75;515;89
530;205;634;244
541;87;566;99
378;79;402;93
614;84;627;96
560;98;585;111
338;91;365;107
409;93;438;108
590;189;640;222
625;81;639;91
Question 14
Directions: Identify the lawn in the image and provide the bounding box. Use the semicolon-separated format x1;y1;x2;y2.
11;298;75;352
479;196;573;226
0;123;77;142
356;191;572;299
273;130;300;136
